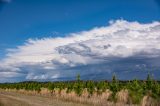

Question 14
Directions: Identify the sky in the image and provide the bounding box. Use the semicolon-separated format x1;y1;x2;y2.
0;0;160;82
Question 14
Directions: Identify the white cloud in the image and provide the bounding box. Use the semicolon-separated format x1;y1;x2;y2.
0;19;160;81
0;72;20;78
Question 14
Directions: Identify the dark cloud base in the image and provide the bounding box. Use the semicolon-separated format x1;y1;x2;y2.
20;57;160;82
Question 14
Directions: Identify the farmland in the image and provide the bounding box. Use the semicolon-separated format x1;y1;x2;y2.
0;74;160;106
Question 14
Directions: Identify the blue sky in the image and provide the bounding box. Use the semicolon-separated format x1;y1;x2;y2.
0;0;160;82
0;0;160;54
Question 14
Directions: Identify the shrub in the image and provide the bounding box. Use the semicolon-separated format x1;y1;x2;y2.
127;79;144;104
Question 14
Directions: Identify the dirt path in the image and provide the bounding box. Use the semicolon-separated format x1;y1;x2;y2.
0;91;89;106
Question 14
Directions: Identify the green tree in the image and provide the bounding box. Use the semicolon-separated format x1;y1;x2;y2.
109;74;120;102
48;82;55;96
87;81;95;97
35;85;41;93
128;79;144;104
146;73;153;90
74;74;83;96
97;81;107;95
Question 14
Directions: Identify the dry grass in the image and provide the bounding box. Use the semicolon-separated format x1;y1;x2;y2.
2;88;112;105
0;90;89;106
58;89;112;106
116;89;129;104
1;88;160;106
0;93;31;106
141;96;160;106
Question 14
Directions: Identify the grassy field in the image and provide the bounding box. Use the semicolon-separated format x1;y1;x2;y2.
0;91;89;106
0;74;160;106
